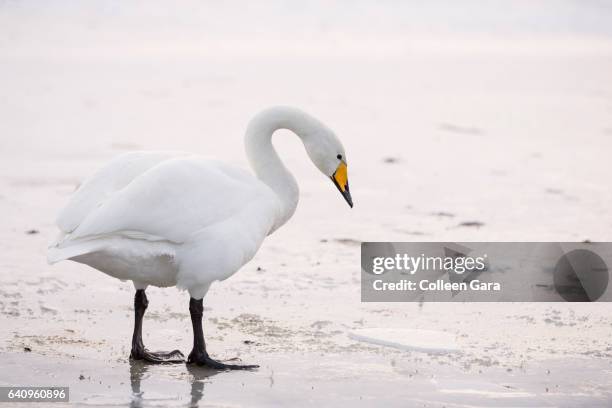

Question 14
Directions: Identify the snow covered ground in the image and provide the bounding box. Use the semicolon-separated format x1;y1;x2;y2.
1;1;612;406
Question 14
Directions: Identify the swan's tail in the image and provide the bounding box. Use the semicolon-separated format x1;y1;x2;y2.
47;244;84;264
47;232;177;265
47;233;100;264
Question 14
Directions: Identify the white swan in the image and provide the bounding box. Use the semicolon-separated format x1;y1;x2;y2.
47;106;352;369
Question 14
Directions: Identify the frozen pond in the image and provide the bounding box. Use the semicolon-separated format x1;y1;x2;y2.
1;0;612;406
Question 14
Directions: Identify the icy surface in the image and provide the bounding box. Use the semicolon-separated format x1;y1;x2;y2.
1;1;612;406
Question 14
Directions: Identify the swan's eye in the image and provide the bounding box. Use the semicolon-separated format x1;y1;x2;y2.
337;154;343;160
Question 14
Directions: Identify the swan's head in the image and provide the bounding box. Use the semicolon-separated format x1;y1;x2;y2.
303;130;353;208
246;106;353;208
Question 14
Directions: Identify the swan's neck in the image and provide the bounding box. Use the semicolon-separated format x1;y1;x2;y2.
244;107;319;231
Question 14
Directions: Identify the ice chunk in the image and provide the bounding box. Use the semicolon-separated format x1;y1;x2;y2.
349;328;460;353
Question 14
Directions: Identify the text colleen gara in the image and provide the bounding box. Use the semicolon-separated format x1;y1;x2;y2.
372;279;502;292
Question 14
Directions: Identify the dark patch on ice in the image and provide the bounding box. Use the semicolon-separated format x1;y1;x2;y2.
311;321;332;330
26;229;39;235
382;157;400;164
430;211;455;217
334;238;361;246
512;315;536;324
39;304;58;315
458;221;485;228
230;314;292;338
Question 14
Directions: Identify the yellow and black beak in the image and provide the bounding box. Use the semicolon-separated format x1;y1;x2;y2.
331;162;353;208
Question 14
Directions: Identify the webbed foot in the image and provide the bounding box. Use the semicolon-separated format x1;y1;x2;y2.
187;350;258;370
130;348;185;364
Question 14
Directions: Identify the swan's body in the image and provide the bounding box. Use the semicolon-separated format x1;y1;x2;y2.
48;106;352;368
48;151;281;298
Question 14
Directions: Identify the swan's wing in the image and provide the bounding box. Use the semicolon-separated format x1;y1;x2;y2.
56;151;190;233
61;157;275;244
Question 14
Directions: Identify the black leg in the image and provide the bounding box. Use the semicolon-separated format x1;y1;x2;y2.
129;289;184;364
187;297;258;370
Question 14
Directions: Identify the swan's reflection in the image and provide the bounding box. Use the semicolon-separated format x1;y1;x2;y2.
129;360;148;408
185;365;219;407
129;360;219;408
